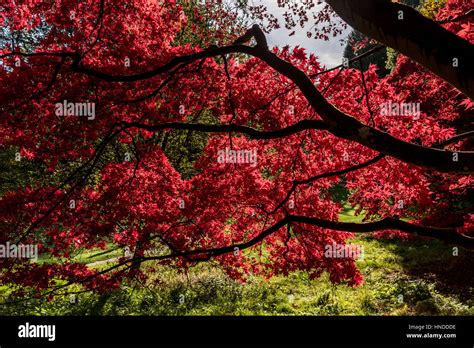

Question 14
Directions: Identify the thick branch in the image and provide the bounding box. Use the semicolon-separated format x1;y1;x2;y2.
122;120;329;139
289;215;474;247
243;38;474;173
140;214;474;263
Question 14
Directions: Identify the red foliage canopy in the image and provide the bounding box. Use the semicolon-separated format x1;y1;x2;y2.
0;0;472;297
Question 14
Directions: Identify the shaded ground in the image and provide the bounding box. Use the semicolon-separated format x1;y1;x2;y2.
385;240;474;302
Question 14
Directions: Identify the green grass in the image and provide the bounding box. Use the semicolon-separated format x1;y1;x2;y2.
71;246;123;264
339;202;366;223
36;244;123;265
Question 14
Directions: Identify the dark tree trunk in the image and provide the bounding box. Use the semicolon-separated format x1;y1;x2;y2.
326;0;474;98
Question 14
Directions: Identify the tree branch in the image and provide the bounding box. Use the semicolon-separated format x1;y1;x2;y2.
121;120;329;139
